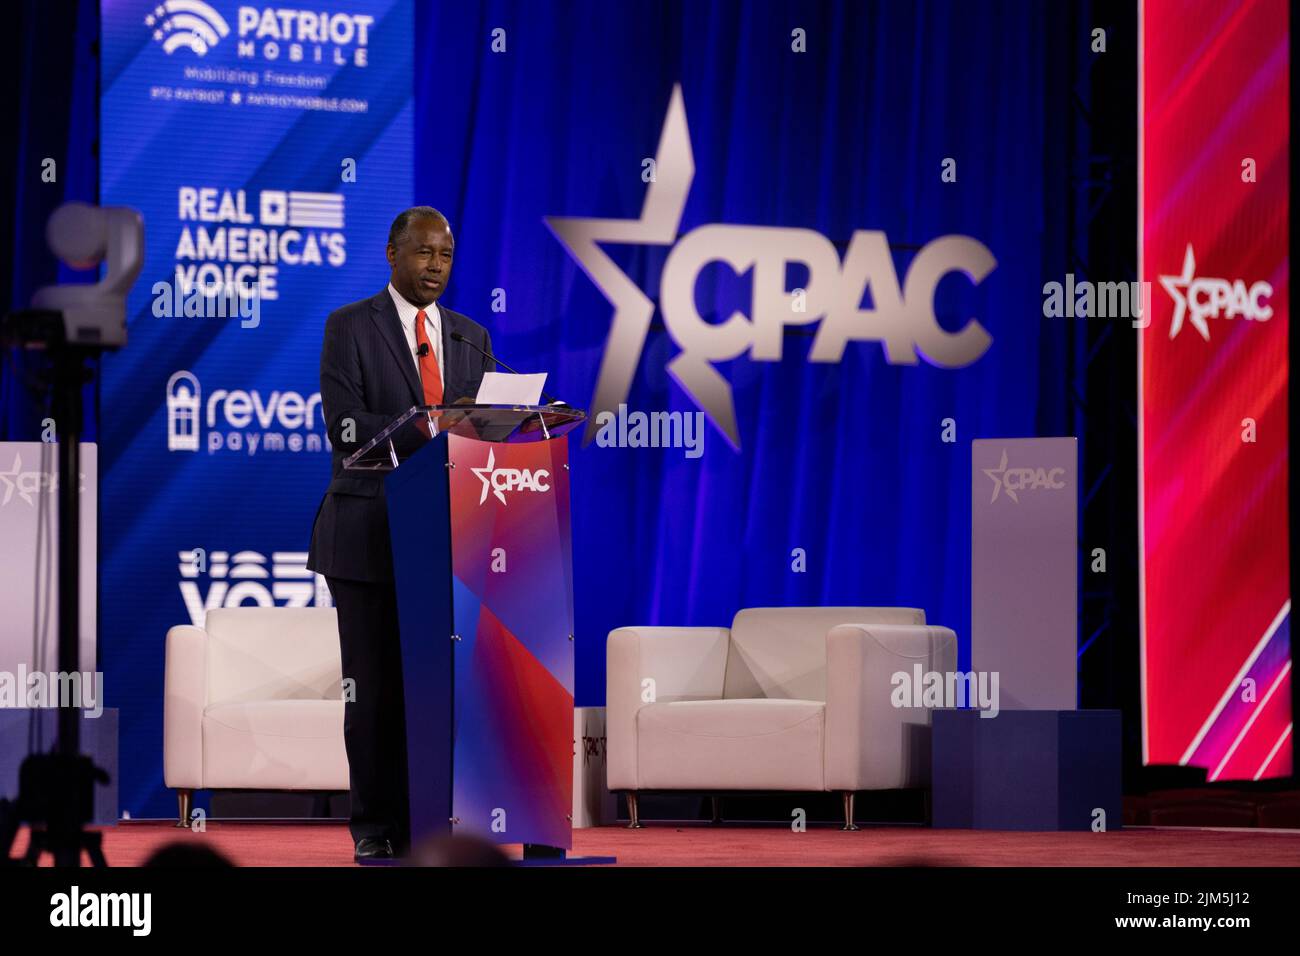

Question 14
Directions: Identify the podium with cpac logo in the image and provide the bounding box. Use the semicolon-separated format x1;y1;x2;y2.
345;404;585;858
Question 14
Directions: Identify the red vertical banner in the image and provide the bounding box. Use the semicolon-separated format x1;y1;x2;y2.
1141;0;1291;779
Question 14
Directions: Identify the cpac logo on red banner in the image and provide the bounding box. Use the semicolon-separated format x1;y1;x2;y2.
470;448;550;506
548;85;996;449
1158;243;1273;342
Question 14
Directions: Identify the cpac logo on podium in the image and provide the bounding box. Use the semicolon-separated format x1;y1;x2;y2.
548;85;997;448
470;448;551;506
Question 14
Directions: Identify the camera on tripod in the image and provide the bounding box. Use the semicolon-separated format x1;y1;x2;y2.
1;201;142;867
0;201;143;350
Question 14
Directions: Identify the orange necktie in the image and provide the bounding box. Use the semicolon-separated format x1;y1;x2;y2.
415;309;444;406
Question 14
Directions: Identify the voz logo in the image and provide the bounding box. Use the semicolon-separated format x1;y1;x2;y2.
548;84;998;449
983;449;1066;504
145;1;231;57
1158;243;1273;341
178;549;331;627
470;448;551;506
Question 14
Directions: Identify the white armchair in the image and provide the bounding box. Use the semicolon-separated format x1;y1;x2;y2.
163;607;349;825
606;607;957;829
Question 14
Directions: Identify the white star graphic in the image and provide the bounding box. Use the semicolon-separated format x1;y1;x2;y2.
0;454;25;506
545;85;701;444
471;448;505;505
1159;243;1209;341
983;448;1016;503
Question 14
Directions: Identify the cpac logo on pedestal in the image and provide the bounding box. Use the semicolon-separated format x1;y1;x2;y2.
0;452;86;507
983;448;1066;504
547;85;997;449
470;448;550;506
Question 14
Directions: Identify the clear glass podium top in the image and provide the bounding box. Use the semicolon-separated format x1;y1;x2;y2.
343;403;587;471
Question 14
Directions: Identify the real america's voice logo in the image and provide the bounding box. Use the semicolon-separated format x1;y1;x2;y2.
168;186;348;305
166;370;330;455
146;2;374;67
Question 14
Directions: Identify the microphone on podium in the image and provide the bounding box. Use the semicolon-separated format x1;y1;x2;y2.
449;331;566;406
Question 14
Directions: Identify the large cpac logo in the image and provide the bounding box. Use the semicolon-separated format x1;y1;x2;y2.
547;85;998;448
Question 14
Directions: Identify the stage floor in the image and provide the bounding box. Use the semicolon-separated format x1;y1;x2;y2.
13;821;1300;867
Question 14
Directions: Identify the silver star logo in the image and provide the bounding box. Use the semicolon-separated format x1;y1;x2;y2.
1159;243;1209;341
983;448;1016;503
545;85;695;446
0;454;27;506
471;448;506;505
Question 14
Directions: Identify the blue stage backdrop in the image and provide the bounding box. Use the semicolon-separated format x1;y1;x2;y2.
100;0;1069;818
413;3;1066;710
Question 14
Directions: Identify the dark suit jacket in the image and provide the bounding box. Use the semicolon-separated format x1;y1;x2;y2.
306;288;493;582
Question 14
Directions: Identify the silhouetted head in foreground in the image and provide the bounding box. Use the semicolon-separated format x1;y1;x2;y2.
144;842;235;867
406;834;512;867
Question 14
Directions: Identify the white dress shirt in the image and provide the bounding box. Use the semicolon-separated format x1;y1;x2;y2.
387;282;445;391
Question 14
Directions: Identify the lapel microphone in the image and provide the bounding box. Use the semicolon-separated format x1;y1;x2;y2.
415;342;430;358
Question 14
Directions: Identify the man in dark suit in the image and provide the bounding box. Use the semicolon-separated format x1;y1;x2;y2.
307;206;493;861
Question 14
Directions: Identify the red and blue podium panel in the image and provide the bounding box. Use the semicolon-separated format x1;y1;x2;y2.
387;432;575;850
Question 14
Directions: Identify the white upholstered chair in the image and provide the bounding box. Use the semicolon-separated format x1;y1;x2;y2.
606;607;958;829
163;607;349;824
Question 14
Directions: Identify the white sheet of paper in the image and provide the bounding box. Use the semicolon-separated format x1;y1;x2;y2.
475;371;547;406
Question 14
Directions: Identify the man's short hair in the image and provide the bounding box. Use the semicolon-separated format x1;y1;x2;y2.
387;206;449;247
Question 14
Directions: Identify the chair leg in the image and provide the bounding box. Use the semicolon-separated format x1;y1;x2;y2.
625;792;643;829
841;791;860;831
175;789;193;828
710;795;722;825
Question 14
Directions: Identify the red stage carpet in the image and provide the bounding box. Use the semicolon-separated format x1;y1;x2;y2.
13;821;1300;867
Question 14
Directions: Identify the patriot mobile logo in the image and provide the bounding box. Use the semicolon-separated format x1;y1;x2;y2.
1158;243;1273;341
146;3;375;66
470;448;551;506
145;1;231;56
983;448;1066;504
547;84;998;449
174;186;348;302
